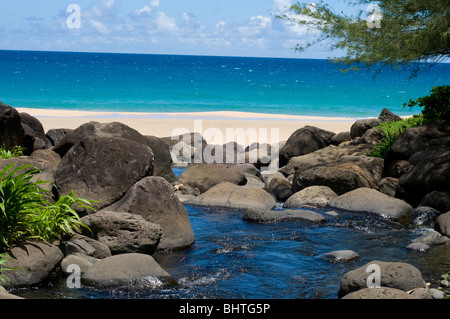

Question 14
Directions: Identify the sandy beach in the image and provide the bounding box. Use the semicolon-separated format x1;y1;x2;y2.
17;108;356;145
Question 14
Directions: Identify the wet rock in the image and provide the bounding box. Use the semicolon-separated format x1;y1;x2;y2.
322;250;360;263
1;241;64;288
429;288;446;299
284;186;338;209
81;253;176;289
412;206;441;228
342;287;414;299
61;254;98;276
81;211;163;255
187;182;276;211
409;288;433;299
242;208;326;223
338;260;426;298
328;188;413;226
292;156;384;196
0;286;24;299
409;230;450;249
179;163;247;193
101;176;195;252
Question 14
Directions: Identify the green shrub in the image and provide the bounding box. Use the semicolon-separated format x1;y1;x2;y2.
403;85;450;123
0;253;19;285
0;164;94;248
0;146;23;159
369;115;424;158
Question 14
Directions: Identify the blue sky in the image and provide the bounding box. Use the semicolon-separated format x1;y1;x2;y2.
0;0;364;58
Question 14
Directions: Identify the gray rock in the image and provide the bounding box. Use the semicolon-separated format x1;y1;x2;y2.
284;186;338;208
322;250;360;263
145;135;178;183
377;177;399;197
409;288;433;299
2;241;64;288
338;260;426;298
81;253;176;289
188;182;276;211
0;149;61;193
81;211;163;255
412;206;441;228
435;211;450;237
179;163;247;193
330;131;351;145
406;242;430;252
60;239;96;257
101;176;195;252
243;173;265;188
55;135;154;212
279;126;334;167
386;160;414;179
69;234;112;259
350;118;380;139
342;287;414;299
267;175;293;202
420;191;450;214
293;156;384;196
45;128;73;148
429;288;446;299
378;108;402;123
411;230;450;246
242;208;326;223
0;286;24;299
61;254;97;275
327;187;414;226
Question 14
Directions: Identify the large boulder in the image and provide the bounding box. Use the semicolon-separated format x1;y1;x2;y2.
0;102;34;155
292;156;384;196
45;128;74;148
327;187;414;226
100;176;195;251
20;112;47;151
81;211;163;255
338;260;426;298
52;121;176;182
279;126;334;167
398;140;450;204
178;163;247;193
187;182;276;211
280;143;373;177
145;135;178;183
81;253;176;289
54;136;154;211
2;241;64;288
284;186;338;208
419;191;450;214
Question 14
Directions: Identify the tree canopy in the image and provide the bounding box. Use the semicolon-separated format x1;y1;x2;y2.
278;0;450;73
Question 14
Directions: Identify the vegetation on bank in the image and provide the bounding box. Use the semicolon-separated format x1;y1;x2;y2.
370;85;449;158
0;146;23;159
0;164;94;249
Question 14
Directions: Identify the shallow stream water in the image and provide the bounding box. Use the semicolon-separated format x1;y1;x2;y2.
13;201;450;300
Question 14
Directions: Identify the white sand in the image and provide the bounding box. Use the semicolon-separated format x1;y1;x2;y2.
17;108;357;145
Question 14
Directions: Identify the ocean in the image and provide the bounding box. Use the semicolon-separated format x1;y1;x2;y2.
0;50;449;118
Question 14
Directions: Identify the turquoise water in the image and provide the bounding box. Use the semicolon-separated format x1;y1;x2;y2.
1;50;449;118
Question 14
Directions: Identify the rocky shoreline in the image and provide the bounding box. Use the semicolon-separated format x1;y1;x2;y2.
0;102;449;299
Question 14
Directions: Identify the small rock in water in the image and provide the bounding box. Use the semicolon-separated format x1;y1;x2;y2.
322;250;360;263
429;288;446;299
